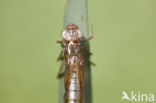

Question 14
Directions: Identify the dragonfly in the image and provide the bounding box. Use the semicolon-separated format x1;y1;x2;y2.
57;23;93;103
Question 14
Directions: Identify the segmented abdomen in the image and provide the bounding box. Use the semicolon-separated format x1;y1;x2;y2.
64;63;84;103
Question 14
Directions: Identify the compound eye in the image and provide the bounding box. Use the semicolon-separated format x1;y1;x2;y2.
73;31;76;35
62;30;66;39
77;30;82;38
62;30;71;40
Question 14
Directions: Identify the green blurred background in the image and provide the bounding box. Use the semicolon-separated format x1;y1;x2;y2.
0;0;156;103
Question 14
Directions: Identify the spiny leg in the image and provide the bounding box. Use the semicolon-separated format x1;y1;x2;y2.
81;35;93;42
81;46;92;56
81;23;94;42
56;39;63;44
84;55;96;66
82;24;95;66
57;48;64;61
81;46;95;66
88;59;96;66
57;60;65;79
84;57;96;66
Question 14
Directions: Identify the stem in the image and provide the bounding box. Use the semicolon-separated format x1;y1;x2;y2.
59;0;92;103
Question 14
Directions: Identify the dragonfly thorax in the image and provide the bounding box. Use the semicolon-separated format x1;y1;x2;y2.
67;41;80;55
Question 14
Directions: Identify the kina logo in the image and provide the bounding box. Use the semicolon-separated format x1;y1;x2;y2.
121;90;154;102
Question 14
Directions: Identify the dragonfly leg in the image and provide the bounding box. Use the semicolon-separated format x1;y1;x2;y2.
57;60;65;79
85;58;96;66
81;46;92;55
81;23;94;42
57;48;64;61
56;39;63;44
81;47;95;66
89;59;96;66
81;35;93;42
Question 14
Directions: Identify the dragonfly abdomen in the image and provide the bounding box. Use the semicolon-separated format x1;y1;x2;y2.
64;68;83;103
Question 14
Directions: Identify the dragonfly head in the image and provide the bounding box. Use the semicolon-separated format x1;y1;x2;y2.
62;23;82;41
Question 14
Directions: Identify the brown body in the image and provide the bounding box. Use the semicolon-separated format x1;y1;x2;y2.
57;23;93;103
64;51;84;103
